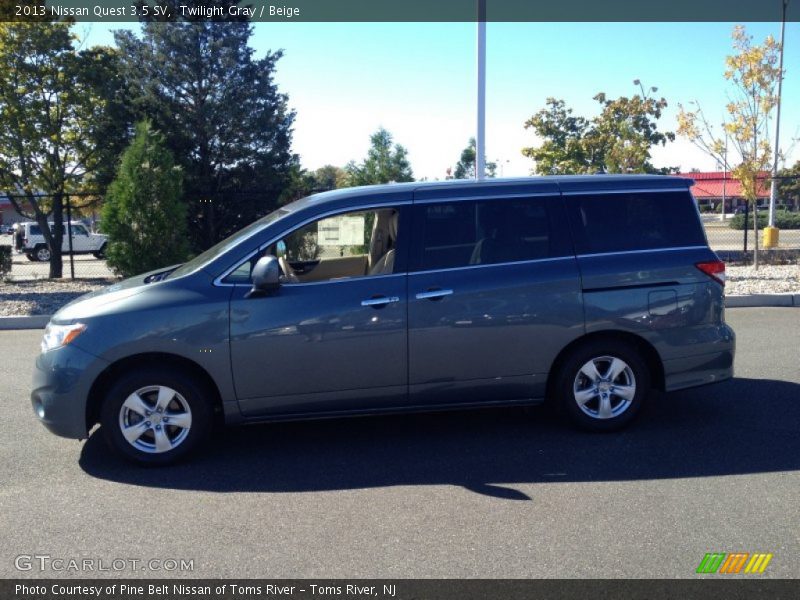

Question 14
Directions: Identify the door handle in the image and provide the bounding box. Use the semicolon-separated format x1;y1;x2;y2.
415;288;453;301
361;295;400;308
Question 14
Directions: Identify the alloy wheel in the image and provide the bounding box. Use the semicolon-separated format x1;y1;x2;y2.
572;355;637;420
117;385;193;454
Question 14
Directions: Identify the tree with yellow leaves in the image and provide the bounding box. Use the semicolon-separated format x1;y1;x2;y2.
677;26;782;269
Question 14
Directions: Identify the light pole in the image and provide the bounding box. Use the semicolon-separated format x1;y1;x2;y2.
633;79;658;99
721;132;729;221
476;0;486;180
766;0;788;247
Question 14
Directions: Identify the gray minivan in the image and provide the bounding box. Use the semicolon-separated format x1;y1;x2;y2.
32;176;735;464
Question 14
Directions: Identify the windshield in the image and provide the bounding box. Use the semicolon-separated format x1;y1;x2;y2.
168;208;291;279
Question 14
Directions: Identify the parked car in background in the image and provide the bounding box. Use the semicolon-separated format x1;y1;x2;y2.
1;224;14;235
32;175;735;465
17;221;107;262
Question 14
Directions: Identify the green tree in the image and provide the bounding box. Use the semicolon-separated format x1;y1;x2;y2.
453;138;497;179
0;23;125;278
678;26;782;268
276;164;351;207
115;15;297;252
522;84;674;175
311;165;350;191
522;99;591;174
102;121;189;277
346;128;414;185
587;89;675;173
777;161;800;211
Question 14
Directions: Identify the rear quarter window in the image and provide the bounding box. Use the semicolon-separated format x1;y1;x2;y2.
565;191;706;255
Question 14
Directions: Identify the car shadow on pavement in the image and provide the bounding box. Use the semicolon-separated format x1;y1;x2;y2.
79;377;800;500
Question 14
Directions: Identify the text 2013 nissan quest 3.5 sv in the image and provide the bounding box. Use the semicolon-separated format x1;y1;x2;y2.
33;176;735;464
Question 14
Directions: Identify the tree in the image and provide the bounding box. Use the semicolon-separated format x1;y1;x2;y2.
777;161;800;211
522;84;674;175
102;121;189;277
522;99;590;174
678;26;782;268
587;89;675;173
0;23;124;278
453;138;496;179
115;12;297;251
345;128;414;186
311;165;350;191
276;164;351;207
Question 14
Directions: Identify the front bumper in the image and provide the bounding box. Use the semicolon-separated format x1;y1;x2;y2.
31;343;109;439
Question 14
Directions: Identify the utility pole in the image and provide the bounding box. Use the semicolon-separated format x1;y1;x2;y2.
476;0;486;180
766;0;788;246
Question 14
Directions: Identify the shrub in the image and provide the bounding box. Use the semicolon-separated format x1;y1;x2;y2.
728;210;800;230
102;120;190;277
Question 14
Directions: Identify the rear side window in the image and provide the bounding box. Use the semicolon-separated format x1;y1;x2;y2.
415;196;571;271
565;191;706;255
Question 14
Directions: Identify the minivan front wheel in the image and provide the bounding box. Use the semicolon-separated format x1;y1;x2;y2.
557;340;650;431
100;368;213;465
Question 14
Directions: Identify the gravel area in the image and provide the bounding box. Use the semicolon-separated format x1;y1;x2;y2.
727;265;800;295
1;266;798;317
0;279;114;316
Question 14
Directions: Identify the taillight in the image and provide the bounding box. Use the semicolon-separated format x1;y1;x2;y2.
696;260;725;286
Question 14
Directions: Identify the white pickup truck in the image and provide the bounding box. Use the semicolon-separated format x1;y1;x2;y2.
18;221;107;262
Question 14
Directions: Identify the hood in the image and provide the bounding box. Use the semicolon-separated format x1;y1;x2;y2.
53;264;181;322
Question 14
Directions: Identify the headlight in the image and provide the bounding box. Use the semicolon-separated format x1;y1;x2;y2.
41;323;86;353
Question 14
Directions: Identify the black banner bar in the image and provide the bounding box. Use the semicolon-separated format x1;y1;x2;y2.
3;0;800;23
3;580;800;600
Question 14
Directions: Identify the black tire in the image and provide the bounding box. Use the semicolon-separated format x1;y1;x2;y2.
25;253;36;262
100;367;213;465
556;339;650;432
93;243;106;259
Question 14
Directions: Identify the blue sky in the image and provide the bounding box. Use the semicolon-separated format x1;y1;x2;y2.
79;21;800;180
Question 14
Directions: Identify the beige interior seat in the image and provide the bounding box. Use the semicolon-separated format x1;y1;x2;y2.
369;211;398;275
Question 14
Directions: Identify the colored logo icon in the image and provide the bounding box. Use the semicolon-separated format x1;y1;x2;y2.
696;553;773;574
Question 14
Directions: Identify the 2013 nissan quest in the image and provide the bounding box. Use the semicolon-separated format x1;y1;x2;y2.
33;176;735;464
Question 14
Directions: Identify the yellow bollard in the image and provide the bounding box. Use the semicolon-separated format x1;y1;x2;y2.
763;226;779;248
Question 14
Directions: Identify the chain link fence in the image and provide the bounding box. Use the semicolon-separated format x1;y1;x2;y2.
0;193;113;282
691;174;800;263
0;241;114;281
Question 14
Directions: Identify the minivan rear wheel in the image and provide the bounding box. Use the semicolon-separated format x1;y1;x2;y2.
556;339;650;431
100;367;213;465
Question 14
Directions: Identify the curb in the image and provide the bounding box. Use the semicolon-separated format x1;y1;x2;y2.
0;295;797;331
0;315;51;329
725;294;799;308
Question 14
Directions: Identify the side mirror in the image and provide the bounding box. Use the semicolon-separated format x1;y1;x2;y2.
246;255;281;298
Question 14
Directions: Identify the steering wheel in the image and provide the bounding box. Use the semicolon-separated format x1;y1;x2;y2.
278;256;300;283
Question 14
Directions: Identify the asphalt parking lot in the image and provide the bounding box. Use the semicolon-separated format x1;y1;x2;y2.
0;308;798;579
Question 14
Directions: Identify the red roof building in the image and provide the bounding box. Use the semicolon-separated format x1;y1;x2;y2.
677;171;770;208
